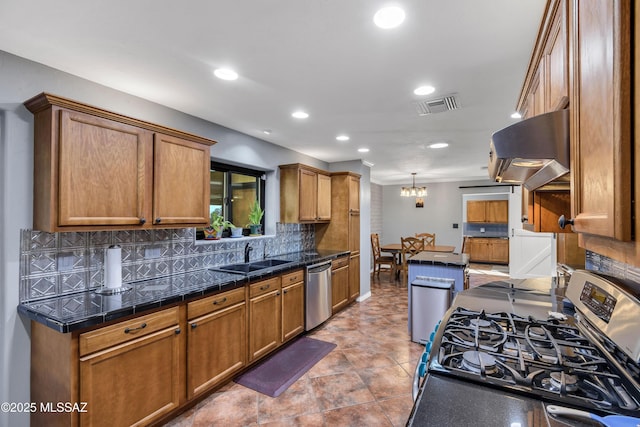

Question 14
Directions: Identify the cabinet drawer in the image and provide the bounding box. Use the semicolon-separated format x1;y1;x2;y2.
332;256;349;270
281;269;304;286
249;277;281;299
79;306;179;356
188;287;245;320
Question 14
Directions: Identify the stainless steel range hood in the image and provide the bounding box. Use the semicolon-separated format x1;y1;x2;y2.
488;109;569;191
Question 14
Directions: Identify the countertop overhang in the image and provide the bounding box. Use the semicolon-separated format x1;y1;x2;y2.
408;251;469;266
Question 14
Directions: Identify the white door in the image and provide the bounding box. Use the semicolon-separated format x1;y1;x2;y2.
508;187;556;278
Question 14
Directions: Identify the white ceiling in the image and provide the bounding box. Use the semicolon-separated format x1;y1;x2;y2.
0;0;546;185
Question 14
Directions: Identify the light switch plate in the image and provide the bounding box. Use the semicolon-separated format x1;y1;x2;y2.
57;253;75;271
145;246;161;259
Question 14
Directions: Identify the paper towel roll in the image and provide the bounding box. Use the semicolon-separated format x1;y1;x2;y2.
104;245;122;289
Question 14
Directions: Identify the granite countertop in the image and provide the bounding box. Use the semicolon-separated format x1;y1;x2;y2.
408;251;469;267
18;249;349;333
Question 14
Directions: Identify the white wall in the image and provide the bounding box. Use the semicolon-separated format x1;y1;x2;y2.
381;181;511;252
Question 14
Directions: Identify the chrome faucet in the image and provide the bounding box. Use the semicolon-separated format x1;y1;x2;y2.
244;243;253;263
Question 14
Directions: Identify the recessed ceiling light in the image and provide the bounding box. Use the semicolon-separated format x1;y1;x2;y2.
511;112;522;119
429;142;449;149
373;6;405;29
263;129;272;135
358;147;370;153
213;68;238;81
414;85;435;96
291;111;309;119
336;135;350;141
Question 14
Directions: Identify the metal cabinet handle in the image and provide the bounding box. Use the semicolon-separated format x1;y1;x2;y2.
283;289;288;294
139;217;146;225
558;215;574;229
155;217;162;224
191;323;197;329
175;328;181;335
213;297;227;305
276;291;281;296
260;284;271;291
124;322;147;334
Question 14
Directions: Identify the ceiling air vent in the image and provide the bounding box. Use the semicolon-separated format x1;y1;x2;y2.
415;94;459;116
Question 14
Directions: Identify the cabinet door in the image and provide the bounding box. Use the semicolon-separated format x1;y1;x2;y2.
491;240;510;265
282;281;304;343
58;110;153;227
187;302;246;399
153;133;211;226
545;0;569;111
80;326;181;427
348;175;360;213
316;173;332;221
466;201;486;222
298;169;318;221
486;201;508;223
249;289;281;362
570;0;632;241
331;265;349;314
348;212;360;254
348;254;360;302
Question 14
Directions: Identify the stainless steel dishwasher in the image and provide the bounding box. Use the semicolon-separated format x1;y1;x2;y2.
305;261;332;330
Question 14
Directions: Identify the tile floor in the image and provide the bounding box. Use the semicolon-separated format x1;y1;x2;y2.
163;263;506;427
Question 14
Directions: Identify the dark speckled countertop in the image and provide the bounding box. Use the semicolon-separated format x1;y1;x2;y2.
18;249;348;333
407;251;469;267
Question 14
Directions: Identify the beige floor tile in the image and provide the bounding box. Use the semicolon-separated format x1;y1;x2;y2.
310;371;376;411
164;265;504;427
322;401;393;427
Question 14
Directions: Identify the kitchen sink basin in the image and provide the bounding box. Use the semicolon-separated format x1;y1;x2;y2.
212;259;293;275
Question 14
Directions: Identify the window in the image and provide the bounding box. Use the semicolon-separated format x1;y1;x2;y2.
197;162;265;240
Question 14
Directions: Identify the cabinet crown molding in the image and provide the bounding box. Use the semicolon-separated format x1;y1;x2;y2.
24;92;217;146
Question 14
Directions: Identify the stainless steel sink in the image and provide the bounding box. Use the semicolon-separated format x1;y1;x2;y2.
212;259;293;275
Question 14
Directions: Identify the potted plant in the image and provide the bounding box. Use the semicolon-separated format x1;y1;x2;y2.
247;200;264;236
204;210;233;240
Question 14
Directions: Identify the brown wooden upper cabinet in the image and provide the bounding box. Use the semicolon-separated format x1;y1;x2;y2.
517;0;572;233
279;163;331;223
24;93;215;232
467;200;508;223
516;0;637;263
569;0;632;243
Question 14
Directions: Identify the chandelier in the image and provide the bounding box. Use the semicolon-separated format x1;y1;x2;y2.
401;173;427;197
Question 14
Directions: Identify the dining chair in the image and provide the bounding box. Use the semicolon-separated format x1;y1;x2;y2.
415;232;436;246
398;236;425;283
371;233;396;277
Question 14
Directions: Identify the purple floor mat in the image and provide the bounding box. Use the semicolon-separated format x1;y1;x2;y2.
234;336;336;397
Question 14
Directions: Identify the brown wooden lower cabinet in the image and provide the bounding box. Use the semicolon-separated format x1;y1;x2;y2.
187;287;246;399
29;268;312;426
331;256;350;314
248;277;282;362
77;306;183;427
281;270;305;343
348;254;360;302
466;237;509;264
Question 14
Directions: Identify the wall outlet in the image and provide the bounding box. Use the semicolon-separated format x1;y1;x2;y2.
453;223;459;229
57;253;75;271
145;246;161;259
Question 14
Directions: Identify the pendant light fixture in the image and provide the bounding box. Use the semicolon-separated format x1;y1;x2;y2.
401;173;427;197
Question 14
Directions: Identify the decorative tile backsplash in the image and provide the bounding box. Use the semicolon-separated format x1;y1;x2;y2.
586;250;640;284
19;223;315;302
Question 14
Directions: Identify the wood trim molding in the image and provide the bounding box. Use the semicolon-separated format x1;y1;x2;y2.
24;92;217;146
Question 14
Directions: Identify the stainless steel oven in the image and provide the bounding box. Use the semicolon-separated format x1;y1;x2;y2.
408;272;640;426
